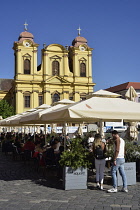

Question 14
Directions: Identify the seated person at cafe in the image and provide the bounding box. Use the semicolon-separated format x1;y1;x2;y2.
23;138;35;152
33;141;47;157
53;137;61;153
35;141;46;153
49;136;55;146
59;133;64;144
14;136;22;153
44;141;57;166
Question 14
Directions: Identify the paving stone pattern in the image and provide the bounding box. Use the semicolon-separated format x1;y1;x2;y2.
0;150;140;210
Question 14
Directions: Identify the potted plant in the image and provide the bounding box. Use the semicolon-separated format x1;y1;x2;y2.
59;138;92;190
125;141;140;162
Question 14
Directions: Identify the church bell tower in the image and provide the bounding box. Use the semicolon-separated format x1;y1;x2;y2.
13;22;39;114
68;26;95;101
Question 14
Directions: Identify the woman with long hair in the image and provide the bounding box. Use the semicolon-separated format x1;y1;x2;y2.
93;133;106;190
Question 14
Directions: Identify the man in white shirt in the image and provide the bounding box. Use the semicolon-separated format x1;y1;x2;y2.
107;130;128;193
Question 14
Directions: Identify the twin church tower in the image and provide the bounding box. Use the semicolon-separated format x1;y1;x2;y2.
12;24;95;113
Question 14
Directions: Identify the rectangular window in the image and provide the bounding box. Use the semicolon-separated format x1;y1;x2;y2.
39;95;43;106
24;96;30;108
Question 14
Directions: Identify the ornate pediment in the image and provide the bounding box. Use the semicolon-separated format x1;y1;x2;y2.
45;75;71;84
79;57;87;62
50;55;62;60
23;53;31;58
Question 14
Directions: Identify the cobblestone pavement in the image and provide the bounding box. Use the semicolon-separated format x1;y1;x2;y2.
0;150;140;210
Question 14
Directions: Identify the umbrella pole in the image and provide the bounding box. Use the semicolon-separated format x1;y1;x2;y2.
15;127;16;136
21;126;23;141
34;125;35;142
64;122;67;151
99;120;104;138
44;124;47;144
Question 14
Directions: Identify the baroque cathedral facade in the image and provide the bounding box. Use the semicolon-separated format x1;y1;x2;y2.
1;26;95;114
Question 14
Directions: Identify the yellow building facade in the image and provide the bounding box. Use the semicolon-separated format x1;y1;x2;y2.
11;27;95;114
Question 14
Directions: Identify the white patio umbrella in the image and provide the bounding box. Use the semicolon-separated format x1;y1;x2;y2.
0;127;3;132
24;126;29;134
1;108;37;126
87;90;121;137
36;126;41;134
40;96;140;123
52;99;75;105
125;86;138;102
77;124;83;136
0;113;22;126
36;104;51;109
87;89;121;99
51;123;56;133
6;105;50;126
125;86;138;141
19;104;66;124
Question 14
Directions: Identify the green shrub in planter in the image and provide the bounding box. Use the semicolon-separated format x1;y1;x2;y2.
59;138;92;170
125;141;140;162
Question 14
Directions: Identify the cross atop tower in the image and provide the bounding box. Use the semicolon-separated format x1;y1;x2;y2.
77;26;81;36
24;21;28;31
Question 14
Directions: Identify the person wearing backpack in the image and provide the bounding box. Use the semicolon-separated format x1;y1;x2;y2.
92;133;106;190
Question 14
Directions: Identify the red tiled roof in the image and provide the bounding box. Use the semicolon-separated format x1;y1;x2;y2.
105;82;140;92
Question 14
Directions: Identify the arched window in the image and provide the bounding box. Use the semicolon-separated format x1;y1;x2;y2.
24;59;30;74
52;61;59;76
80;63;86;77
52;93;60;103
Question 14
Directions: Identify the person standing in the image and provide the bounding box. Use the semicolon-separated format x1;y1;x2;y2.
88;134;94;148
107;130;128;193
93;133;106;190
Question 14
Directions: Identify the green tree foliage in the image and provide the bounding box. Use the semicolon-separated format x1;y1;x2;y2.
0;100;15;119
59;138;92;169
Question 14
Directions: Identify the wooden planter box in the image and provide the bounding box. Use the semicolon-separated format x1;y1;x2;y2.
117;162;136;186
63;167;87;190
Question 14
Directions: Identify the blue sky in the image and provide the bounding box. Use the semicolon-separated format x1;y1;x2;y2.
1;0;140;91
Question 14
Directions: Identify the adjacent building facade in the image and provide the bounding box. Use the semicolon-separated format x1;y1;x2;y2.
106;82;140;102
1;26;95;114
